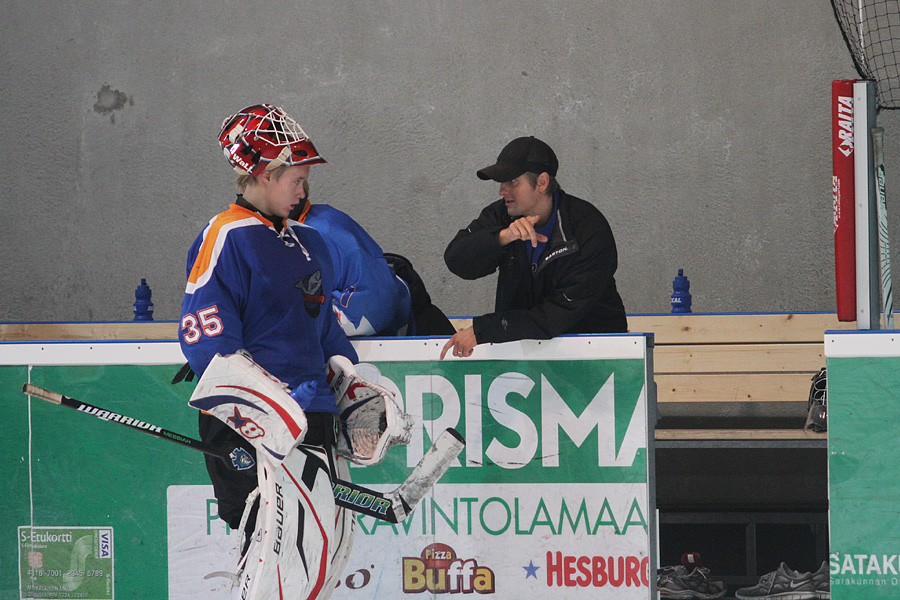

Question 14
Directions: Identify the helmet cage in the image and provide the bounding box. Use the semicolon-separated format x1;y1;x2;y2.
219;104;325;177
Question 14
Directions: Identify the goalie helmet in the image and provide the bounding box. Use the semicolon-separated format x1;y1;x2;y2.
805;367;827;432
218;104;325;177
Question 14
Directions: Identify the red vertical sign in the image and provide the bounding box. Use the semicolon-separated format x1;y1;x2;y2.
833;80;857;321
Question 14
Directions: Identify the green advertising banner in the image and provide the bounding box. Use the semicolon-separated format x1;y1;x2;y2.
1;335;654;599
826;332;900;600
1;355;208;600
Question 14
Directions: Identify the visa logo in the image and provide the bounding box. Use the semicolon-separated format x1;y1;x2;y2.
99;530;112;559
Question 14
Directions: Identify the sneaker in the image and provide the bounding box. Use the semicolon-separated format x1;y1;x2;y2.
810;561;829;599
657;564;689;579
658;566;726;599
735;563;817;600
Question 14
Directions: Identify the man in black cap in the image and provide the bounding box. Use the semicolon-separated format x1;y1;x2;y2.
441;136;627;359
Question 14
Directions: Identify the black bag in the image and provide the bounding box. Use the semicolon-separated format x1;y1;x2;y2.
384;252;456;336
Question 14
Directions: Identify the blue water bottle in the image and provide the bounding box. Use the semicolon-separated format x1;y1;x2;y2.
671;269;692;313
133;278;154;321
290;380;317;407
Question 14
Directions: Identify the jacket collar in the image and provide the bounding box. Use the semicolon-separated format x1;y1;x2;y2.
534;189;578;273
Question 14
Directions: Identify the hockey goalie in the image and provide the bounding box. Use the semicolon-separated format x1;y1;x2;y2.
176;102;457;600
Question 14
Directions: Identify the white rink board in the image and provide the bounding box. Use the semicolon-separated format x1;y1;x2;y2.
163;334;655;599
3;335;653;599
167;483;651;599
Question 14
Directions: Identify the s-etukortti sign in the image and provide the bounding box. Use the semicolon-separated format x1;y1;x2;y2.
18;526;114;599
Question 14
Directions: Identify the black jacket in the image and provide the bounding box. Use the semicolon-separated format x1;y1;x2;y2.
444;190;627;343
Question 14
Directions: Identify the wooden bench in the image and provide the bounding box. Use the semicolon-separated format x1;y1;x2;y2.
2;313;853;446
626;313;849;586
627;313;853;446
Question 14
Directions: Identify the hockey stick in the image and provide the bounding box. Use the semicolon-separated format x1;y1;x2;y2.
22;383;463;523
873;127;894;328
23;382;223;457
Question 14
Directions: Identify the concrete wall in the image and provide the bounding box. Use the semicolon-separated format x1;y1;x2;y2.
1;1;892;322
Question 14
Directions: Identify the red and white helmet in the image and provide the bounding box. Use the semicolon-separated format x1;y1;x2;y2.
218;104;325;177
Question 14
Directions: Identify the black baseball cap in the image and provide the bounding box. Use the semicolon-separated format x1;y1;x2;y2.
476;136;559;182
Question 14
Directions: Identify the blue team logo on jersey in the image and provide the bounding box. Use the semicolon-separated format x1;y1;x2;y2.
296;270;325;317
229;447;256;471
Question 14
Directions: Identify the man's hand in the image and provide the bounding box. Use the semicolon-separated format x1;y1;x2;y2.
498;214;548;248
440;327;478;360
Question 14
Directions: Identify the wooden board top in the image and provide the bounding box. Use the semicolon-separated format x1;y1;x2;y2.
0;313;859;343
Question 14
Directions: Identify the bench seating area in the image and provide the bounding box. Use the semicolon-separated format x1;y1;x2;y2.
631;312;853;445
0;322;177;341
623;313;852;590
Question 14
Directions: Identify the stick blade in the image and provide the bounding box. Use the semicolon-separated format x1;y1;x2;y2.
387;428;465;522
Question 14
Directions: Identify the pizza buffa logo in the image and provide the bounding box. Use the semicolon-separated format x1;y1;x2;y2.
374;359;647;478
403;543;495;594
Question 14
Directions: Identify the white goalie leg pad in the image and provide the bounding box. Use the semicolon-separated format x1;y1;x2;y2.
236;446;339;600
189;353;308;465
326;355;413;466
319;456;356;598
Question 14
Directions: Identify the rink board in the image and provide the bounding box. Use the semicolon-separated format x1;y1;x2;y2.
825;332;900;600
0;334;655;599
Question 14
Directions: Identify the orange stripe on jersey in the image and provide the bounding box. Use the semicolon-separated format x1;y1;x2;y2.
187;205;271;287
294;201;311;223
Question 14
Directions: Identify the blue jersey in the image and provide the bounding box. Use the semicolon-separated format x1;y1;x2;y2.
305;204;412;336
179;203;357;414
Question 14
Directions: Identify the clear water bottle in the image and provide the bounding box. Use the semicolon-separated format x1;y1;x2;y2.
133;278;154;321
671;269;692;313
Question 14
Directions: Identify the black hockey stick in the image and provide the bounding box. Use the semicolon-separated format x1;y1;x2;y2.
873;127;895;329
22;383;463;523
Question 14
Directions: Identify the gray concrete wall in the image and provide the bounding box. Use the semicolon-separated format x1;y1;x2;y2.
0;0;890;322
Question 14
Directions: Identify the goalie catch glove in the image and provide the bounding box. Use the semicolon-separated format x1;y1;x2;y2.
327;355;413;466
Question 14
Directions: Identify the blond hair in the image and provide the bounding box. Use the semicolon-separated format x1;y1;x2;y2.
236;164;290;192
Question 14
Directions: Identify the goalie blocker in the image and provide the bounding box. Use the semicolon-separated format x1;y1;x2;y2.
191;354;460;522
